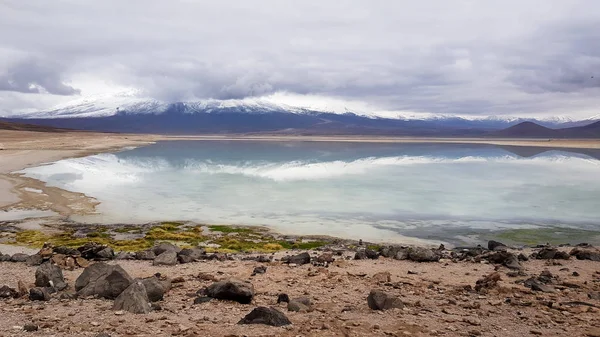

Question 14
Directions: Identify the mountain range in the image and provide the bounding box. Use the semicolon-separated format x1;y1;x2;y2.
1;93;599;137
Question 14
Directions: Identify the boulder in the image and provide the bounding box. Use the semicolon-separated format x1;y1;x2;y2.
570;247;600;261
152;243;181;256
287;297;311;312
0;285;18;298
78;242;113;261
407;247;440;262
53;246;80;256
96;247;115;260
524;278;555;293
206;278;254;304
238;307;291;326
75;263;132;299
536;248;570;260
0;254;11;262
251;266;267;276
10;253;29;263
140;276;170;302
153;251;178;266
485;251;522;270
354;249;378;260
115;252;135;260
316;252;334;264
113;281;151;314
134;250;156;260
29;287;50;301
284;252;311;265
35;262;68;291
25;254;44;266
23;324;38;332
367;290;404;310
276;293;290;303
177;248;205;263
488;240;507;251
394;249;409;260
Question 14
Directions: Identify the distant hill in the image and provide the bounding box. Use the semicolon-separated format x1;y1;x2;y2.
492;120;600;138
0;121;70;132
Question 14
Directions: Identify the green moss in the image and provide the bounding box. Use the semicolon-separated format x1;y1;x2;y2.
86;231;111;239
112;227;143;234
367;244;383;251
208;225;257;234
158;222;183;231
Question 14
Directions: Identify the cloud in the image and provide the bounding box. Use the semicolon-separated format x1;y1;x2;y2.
1;0;600;118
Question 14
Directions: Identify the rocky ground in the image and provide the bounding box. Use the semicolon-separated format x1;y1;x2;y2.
0;240;599;337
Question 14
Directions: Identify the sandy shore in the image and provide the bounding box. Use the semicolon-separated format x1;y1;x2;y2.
1;129;600;219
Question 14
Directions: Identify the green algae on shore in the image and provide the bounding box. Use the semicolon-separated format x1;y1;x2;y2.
491;227;600;246
10;222;328;253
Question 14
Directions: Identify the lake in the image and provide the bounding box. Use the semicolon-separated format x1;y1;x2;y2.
19;141;600;246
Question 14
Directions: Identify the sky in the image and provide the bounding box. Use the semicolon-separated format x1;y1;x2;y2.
1;0;600;118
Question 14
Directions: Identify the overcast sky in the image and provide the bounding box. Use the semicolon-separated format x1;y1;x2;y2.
1;0;599;118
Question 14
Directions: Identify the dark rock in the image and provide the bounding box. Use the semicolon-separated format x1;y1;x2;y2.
0;254;11;262
25;254;43;266
113;281;151;314
206;278;254;304
177;248;205;263
277;293;290;303
53;246;80;256
75;262;132;299
29;287;50;301
0;285;18;298
256;255;272;263
135;250;155;260
35;262;68;291
23;324;38;332
367;290;404;310
407;247;440;262
153;251;178;266
488;240;507;251
316;252;334;264
486;251;522;270
115;252;135;260
354;248;379;260
238;307;291;326
394;249;409;260
193;296;212;305
96;247;115;260
517;253;529;261
141;276;170;302
524;278;555;293
570;247;600;261
10;253;29;262
380;246;402;258
251;266;267;276
285;252;311;265
152;243;181;256
59;292;77;300
536;248;570;260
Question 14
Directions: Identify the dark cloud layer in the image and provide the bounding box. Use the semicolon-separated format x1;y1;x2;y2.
1;0;600;117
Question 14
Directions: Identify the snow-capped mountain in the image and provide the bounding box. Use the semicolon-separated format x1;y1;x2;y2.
2;91;599;135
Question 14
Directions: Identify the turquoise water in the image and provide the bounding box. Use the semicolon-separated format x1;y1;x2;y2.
19;141;600;246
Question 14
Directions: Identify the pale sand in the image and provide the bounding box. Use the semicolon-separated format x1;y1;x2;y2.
1;129;600;220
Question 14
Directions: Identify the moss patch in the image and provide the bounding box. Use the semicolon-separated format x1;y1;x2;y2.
207;225;258;234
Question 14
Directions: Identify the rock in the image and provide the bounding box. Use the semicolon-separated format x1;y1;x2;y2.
10;253;29;262
75;262;132;299
372;271;392;283
488;240;507;251
114;252;135;260
25;254;43;266
277;293;290;303
135;250;156;260
206;278;254;304
524;278;555;293
570;247;600;261
96;333;111;337
589;292;600;300
367;289;404;310
407;247;440;262
395;249;409;260
536;248;570;260
517;253;529;261
193;296;212;305
354;249;378;260
486;251;521;270
23;324;38;332
96;247;115;260
285;252;311;265
29;287;50;301
0;285;18;298
177;248;205;263
316;252;334;264
141;276;170;302
287;297;312;312
35;262;68;291
153;251;178;266
251;266;267;276
152;242;181;256
17;280;28;297
113;281;151;314
53;246;80;256
0;254;10;262
238;307;291;326
474;272;501;293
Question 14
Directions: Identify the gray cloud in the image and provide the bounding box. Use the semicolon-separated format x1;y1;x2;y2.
1;0;600;117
